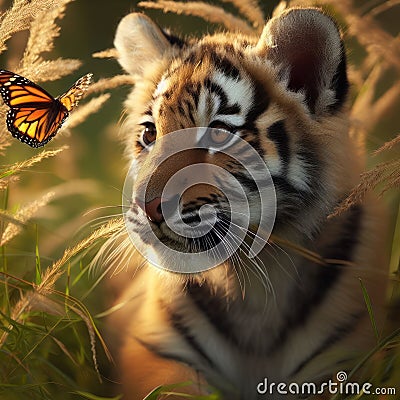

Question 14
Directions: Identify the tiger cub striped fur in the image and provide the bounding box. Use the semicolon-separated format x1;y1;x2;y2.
107;7;387;399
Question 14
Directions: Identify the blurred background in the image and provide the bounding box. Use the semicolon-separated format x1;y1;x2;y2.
0;0;399;399
2;0;398;261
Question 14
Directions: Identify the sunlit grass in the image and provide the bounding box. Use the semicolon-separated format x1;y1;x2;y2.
0;0;398;399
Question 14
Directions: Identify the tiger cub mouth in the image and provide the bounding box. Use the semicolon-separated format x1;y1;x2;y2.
140;198;231;253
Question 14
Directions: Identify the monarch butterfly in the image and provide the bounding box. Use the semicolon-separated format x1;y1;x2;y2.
0;70;93;147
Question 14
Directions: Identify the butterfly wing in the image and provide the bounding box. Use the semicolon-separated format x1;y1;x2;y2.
0;70;92;147
6;105;68;148
0;69;66;147
58;73;93;112
0;69;55;108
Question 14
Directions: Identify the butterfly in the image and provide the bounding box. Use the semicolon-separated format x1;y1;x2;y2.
0;70;93;147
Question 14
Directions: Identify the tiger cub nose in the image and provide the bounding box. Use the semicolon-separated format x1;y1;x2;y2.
139;197;163;223
136;195;180;223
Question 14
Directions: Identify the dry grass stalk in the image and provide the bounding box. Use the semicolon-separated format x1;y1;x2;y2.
270;234;356;267
0;291;34;348
21;0;81;81
367;0;400;18
40;218;124;291
23;0;72;66
272;1;289;17
1;0;81;82
92;48;118;59
21;58;82;83
374;134;400;155
0;0;59;54
0;0;116;388
220;0;264;28
0;146;68;179
138;1;255;35
0;174;18;190
350;63;382;129
86;74;137;95
0;191;55;246
0;208;27;227
66;93;110;129
0;284;106;378
324;0;400;71
0;218;124;370
0;105;12;150
332;159;400;217
367;83;400;129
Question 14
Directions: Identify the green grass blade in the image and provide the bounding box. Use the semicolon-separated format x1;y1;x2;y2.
389;201;400;275
73;391;122;400
359;278;380;343
35;225;42;285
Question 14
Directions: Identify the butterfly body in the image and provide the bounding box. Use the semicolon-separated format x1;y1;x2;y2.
0;70;92;147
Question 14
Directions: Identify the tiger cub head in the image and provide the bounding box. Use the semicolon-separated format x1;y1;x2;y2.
115;8;359;272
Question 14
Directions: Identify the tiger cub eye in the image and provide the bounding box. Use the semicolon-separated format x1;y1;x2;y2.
209;129;230;144
142;124;157;145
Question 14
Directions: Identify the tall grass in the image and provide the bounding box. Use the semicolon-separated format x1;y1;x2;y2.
0;0;398;399
0;0;130;399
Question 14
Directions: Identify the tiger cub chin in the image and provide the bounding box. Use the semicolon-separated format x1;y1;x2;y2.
105;6;387;400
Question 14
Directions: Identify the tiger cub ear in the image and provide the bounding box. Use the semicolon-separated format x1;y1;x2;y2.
114;13;173;76
257;8;348;114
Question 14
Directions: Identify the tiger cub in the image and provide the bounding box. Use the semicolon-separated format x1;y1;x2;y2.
107;7;387;400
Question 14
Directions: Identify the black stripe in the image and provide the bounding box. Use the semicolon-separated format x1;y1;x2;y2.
271;175;319;228
203;78;242;117
185;100;196;124
165;304;217;369
267;121;290;171
322;204;363;260
271;175;313;203
193;44;241;79
328;42;349;113
268;204;363;355
163;89;172;100
242;76;270;129
182;214;201;224
196;196;218;203
136;337;192;367
186;83;201;109
186;281;237;345
218;104;241;116
289;312;364;377
233;172;258;192
217;57;241;80
204;78;227;104
161;29;186;49
269;133;322;230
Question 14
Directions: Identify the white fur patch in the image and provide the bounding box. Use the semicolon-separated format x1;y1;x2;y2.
212;70;254;117
287;153;312;191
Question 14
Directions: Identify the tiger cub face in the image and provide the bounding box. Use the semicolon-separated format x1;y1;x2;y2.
115;8;358;272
